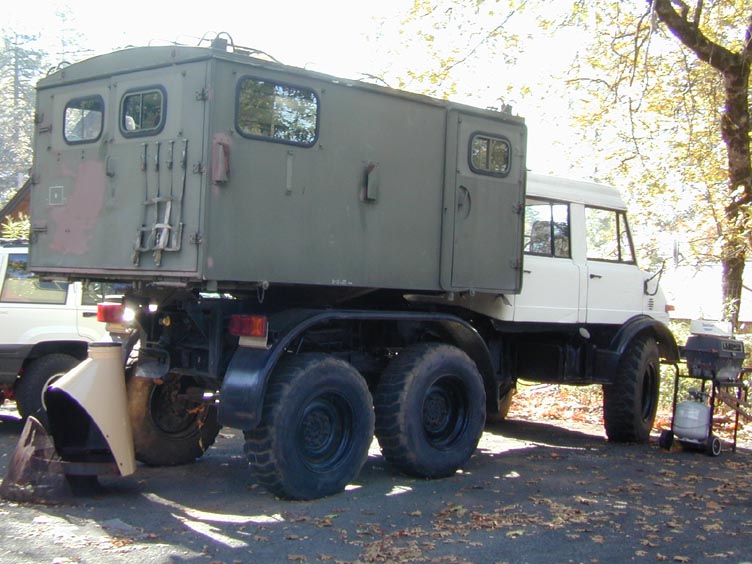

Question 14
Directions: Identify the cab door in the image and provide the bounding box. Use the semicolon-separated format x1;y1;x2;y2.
512;198;584;322
584;206;645;323
442;111;526;292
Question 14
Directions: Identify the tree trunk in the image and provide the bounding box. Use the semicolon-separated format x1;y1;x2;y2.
721;241;744;328
650;0;752;329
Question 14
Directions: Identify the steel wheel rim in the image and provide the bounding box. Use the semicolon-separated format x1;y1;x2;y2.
297;393;353;472
150;379;201;435
422;375;468;448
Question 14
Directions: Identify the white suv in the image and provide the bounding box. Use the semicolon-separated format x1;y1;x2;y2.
0;241;124;426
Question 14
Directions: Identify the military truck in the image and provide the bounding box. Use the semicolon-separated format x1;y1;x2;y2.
28;37;679;499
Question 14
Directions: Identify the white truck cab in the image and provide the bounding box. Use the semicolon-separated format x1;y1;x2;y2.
427;173;670;326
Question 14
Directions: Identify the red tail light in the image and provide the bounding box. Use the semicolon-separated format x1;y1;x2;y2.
97;303;125;323
229;315;268;338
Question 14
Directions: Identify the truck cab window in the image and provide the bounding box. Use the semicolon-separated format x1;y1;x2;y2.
236;77;318;147
585;207;635;263
64;96;104;144
469;134;510;176
524;198;570;258
121;87;166;136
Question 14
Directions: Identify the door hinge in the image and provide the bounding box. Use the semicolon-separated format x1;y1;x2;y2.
193;162;204;174
195;88;209;101
190;233;203;245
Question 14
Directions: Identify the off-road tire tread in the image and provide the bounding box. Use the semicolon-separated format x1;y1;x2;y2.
128;376;221;466
15;353;80;428
603;336;660;443
243;354;374;500
374;343;485;478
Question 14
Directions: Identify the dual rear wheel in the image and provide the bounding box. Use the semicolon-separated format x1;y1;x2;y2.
244;344;486;499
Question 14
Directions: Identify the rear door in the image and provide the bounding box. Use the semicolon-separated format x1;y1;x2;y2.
442;111;526;292
512;198;584;322
31;61;210;276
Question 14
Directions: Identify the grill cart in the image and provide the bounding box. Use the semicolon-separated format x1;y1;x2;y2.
659;321;748;456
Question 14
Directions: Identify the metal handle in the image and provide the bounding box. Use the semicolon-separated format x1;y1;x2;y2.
457;185;472;218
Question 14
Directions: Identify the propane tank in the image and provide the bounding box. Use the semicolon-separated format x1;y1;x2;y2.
673;399;711;441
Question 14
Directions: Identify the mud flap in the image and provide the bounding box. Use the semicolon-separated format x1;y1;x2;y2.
0;343;136;503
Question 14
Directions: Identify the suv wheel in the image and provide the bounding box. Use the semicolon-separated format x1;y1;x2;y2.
16;353;80;429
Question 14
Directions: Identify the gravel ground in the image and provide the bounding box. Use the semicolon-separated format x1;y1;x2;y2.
0;401;750;564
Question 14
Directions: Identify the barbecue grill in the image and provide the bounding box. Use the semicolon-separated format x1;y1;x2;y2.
659;325;746;456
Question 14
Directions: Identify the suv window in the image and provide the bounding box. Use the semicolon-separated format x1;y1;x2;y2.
524;198;570;258
0;253;69;304
585;207;635;263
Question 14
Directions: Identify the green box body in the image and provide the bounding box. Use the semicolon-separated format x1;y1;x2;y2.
30;45;526;295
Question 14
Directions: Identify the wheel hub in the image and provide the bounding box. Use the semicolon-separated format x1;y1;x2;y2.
302;406;335;453
298;394;352;470
422;376;467;448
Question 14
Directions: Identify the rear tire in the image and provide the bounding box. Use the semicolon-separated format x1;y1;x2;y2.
603;336;660;443
16;353;80;429
128;375;221;466
244;355;374;500
374;343;486;478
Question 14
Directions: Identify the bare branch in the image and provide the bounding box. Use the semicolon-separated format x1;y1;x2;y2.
650;0;739;72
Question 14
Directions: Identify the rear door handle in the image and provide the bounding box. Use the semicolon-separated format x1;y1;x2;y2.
590;274;603;279
82;311;97;318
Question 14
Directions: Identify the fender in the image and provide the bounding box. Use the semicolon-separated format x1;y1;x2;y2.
597;315;680;376
218;308;494;429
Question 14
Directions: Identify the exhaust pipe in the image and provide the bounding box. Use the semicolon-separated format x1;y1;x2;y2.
0;343;135;504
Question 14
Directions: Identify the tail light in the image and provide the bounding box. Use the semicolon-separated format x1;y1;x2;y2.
97;303;125;323
229;315;269;349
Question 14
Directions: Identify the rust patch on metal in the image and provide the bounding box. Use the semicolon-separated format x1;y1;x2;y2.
49;160;107;254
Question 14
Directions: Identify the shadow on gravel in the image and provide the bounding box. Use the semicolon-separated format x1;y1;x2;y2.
485;418;605;448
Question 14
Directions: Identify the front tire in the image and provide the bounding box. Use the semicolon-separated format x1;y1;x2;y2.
16;353;80;429
244;355;374;500
128;375;221;466
374;343;486;478
603;336;660;443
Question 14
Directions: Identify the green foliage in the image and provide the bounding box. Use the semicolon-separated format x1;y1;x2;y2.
560;3;748;273
0;31;45;197
1;212;30;240
380;0;528;102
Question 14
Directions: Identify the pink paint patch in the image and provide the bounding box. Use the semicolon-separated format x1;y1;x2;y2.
49;160;107;254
